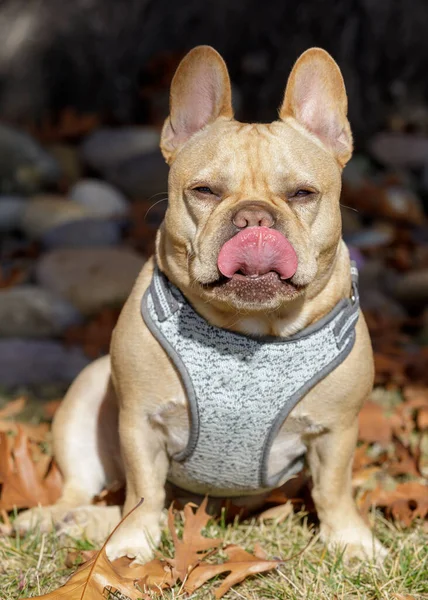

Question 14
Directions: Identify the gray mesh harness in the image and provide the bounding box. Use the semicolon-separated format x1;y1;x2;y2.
141;263;359;494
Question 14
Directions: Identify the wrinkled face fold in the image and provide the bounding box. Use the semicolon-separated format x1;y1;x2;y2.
158;46;352;313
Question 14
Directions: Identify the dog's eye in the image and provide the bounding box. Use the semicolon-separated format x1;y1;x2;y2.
292;189;312;198
193;186;214;195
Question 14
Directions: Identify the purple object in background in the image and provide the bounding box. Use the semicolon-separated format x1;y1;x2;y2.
347;245;365;270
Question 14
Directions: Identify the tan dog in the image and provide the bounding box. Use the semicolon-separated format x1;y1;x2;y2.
15;46;386;564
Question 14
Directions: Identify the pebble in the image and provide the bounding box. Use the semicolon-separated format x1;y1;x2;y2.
393;268;428;309
21;195;89;238
36;247;144;314
81;127;160;172
48;144;82;186
359;289;406;318
344;227;394;249
342;154;373;189
0;286;82;337
369;133;428;168
69;179;129;218
42;218;122;249
106;150;169;199
0;124;60;194
0;196;26;232
0;339;90;388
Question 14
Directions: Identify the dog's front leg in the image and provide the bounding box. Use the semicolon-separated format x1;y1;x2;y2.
307;422;387;561
106;407;169;564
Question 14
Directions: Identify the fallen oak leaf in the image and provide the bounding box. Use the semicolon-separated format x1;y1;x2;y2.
164;497;222;581
21;499;150;600
184;543;298;599
0;427;62;511
0;420;49;442
358;401;394;445
417;406;428;430
258;501;294;523
0;397;26;419
362;481;428;527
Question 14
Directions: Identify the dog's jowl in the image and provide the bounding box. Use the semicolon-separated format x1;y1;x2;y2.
15;46;387;564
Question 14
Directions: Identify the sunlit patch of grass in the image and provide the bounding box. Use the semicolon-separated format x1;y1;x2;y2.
2;509;427;600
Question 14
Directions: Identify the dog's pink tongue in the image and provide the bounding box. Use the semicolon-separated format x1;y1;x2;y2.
218;227;298;279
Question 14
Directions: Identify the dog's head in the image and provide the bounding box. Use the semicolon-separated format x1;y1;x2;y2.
156;46;352;314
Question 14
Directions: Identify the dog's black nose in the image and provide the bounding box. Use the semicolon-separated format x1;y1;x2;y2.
232;203;275;229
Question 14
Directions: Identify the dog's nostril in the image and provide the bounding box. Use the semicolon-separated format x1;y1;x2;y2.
233;208;274;229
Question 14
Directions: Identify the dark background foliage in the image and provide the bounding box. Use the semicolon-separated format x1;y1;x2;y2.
1;0;428;143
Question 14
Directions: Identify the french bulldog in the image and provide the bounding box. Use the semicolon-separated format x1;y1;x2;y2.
15;46;386;564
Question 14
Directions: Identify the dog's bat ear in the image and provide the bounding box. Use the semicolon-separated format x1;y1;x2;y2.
280;48;353;167
161;46;233;163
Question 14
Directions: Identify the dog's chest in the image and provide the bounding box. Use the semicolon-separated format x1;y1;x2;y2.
150;399;321;477
142;266;358;494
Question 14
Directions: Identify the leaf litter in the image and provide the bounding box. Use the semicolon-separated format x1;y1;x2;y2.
0;382;427;597
18;498;289;600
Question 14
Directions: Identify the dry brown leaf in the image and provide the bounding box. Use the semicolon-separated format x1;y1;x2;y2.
42;400;63;420
165;498;222;581
358;401;394;445
0;428;62;511
22;501;151;600
258;501;294;523
0;421;49;442
352;466;381;487
0;397;26;419
184;544;283;598
417;407;428;430
362;481;428;526
388;439;420;477
65;550;98;569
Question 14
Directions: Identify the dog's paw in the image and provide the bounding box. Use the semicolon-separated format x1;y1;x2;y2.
322;524;387;563
14;505;121;544
106;522;161;564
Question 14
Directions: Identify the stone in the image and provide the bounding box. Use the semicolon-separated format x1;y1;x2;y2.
81;127;160;172
69;179;129;218
106;150;169;200
0;196;26;232
0;124;60;194
344;226;394;249
369;133;428;168
42;218;122;249
342;154;373;189
48;144;82;186
0;286;82;338
0;339;90;388
21;195;89;238
359;289;406;318
393;269;428;309
36;247;144;314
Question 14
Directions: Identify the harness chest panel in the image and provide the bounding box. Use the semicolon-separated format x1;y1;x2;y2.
141;265;359;494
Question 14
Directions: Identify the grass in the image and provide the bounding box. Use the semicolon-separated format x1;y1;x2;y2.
1;509;427;600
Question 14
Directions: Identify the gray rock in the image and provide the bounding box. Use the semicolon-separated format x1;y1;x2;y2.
0;286;82;337
42;218;122;249
69;179;129;217
369;133;428;168
48;144;82;186
344;227;394;249
359;289;406;318
36;247;144;314
0;124;60;194
106;150;169;200
359;259;399;297
81;127;160;171
21;195;90;238
0;339;90;388
393;269;428;309
342;154;373;189
0;196;26;232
